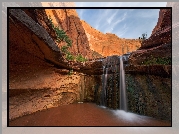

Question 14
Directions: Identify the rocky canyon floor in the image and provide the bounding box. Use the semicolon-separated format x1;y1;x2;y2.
9;103;171;126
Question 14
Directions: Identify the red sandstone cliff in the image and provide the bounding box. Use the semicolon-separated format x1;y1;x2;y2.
81;20;141;57
42;9;93;59
9;8;102;91
151;9;171;36
8;7;101;120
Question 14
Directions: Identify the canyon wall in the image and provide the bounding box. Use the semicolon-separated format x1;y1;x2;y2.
9;8;101;92
151;9;171;36
129;8;171;65
124;8;172;121
9;72;101;120
44;9;94;59
81;20;141;57
8;6;97;120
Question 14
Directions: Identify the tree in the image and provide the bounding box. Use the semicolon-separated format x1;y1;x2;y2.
139;33;147;40
141;33;147;40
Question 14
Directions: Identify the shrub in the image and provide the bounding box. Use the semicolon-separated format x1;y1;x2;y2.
66;51;75;61
48;16;72;45
76;54;87;62
48;16;87;63
61;46;69;53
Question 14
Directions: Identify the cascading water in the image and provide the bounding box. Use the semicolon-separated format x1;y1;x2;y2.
101;66;108;106
104;67;108;106
100;55;128;111
119;56;127;111
101;66;105;106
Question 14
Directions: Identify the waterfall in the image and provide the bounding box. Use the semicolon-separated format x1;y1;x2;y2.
119;56;127;111
104;67;108;106
100;56;128;111
101;66;108;106
101;66;105;106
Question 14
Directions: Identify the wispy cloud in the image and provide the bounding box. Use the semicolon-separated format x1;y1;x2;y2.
107;10;118;24
113;12;127;26
76;4;166;39
94;9;113;30
103;11;127;33
117;24;129;37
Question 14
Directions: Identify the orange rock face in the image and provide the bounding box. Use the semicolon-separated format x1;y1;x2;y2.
81;20;141;57
8;7;101;120
44;9;93;59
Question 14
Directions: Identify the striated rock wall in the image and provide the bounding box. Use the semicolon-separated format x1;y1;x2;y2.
151;9;171;36
9;71;101;120
81;20;141;57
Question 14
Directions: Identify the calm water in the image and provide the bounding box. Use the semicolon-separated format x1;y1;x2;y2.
9;103;171;126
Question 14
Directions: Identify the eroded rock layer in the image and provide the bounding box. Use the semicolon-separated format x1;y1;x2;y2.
9;72;101;120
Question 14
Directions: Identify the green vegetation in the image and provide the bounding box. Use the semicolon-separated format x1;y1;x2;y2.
76;54;87;62
49;16;71;45
142;56;171;65
66;51;75;61
48;16;87;62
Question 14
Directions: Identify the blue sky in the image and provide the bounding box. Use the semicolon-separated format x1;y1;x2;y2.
75;2;167;39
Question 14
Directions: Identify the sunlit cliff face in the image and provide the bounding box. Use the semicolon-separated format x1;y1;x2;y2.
81;20;141;57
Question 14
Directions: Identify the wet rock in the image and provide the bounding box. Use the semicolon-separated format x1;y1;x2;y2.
125;65;171;78
126;74;171;121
